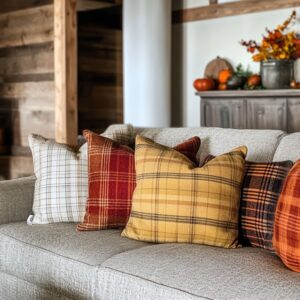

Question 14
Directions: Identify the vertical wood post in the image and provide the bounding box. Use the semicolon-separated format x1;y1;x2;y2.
54;0;78;146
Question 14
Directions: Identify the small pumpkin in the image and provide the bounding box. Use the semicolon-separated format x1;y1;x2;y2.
227;75;246;90
193;78;215;91
247;74;261;87
218;83;227;91
218;69;233;84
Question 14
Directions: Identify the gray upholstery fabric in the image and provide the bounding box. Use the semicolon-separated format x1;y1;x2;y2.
0;223;148;299
0;176;35;225
0;271;73;300
1;223;300;299
103;243;300;300
273;132;300;162
99;268;200;300
133;127;285;163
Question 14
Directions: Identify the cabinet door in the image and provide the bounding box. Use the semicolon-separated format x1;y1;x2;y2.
201;99;246;129
246;98;287;131
288;98;300;133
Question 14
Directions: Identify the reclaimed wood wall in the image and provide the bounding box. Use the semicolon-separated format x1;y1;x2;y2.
0;1;54;180
78;6;123;133
0;1;123;180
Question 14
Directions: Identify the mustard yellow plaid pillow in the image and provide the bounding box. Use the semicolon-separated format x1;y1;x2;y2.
122;135;247;248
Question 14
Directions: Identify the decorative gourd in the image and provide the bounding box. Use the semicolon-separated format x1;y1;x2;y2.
218;69;233;84
193;78;215;91
204;57;234;81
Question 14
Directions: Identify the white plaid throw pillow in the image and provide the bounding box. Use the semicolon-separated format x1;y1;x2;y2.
28;124;134;224
28;135;88;224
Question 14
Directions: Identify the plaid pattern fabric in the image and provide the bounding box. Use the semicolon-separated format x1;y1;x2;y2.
78;131;201;231
122;135;247;248
241;161;293;250
273;161;300;272
28;134;88;224
202;155;292;250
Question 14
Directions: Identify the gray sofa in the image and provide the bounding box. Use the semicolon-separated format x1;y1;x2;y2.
1;125;300;300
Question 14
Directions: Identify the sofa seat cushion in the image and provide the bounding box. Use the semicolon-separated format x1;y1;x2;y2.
103;243;300;300
0;222;148;299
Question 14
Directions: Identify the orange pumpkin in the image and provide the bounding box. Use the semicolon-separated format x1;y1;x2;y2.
193;78;215;91
218;70;232;84
247;74;261;87
218;83;227;91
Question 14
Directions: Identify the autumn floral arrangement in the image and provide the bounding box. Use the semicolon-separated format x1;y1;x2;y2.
241;11;300;62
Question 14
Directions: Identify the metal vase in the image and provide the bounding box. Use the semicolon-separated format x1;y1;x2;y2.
261;59;294;89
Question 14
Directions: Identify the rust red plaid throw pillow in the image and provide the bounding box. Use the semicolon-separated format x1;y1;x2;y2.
202;155;292;250
273;161;300;272
77;131;200;231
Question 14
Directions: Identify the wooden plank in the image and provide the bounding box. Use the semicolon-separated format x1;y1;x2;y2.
0;1;52;14
77;0;116;11
173;0;300;23
0;106;54;146
0;43;54;77
54;0;78;146
0;156;33;180
78;26;122;50
79;56;122;75
0;5;53;48
0;81;54;109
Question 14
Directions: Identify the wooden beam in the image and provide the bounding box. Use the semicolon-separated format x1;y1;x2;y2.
54;0;78;146
77;0;117;11
173;0;300;23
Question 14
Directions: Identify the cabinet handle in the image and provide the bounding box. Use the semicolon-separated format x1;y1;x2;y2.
203;103;208;126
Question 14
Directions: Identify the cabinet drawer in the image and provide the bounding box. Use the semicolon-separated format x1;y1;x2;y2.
201;99;246;129
246;98;287;131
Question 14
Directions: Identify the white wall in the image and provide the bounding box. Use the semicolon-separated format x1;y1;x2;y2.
173;7;300;126
123;0;171;127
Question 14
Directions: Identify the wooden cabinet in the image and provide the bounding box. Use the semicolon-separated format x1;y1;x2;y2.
198;90;300;133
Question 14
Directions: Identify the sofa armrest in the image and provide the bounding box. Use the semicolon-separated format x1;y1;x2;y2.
0;176;35;225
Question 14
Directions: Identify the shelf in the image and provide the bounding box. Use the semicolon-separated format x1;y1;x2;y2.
196;89;300;98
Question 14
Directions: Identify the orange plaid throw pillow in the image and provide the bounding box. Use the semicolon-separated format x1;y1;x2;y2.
273;160;300;272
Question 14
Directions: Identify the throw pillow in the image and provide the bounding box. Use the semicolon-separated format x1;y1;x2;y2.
241;161;293;250
201;155;293;250
122;135;247;248
77;131;201;231
273;161;300;272
28;134;88;224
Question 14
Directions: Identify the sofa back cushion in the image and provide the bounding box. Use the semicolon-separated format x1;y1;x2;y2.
133;127;284;163
273;133;300;162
